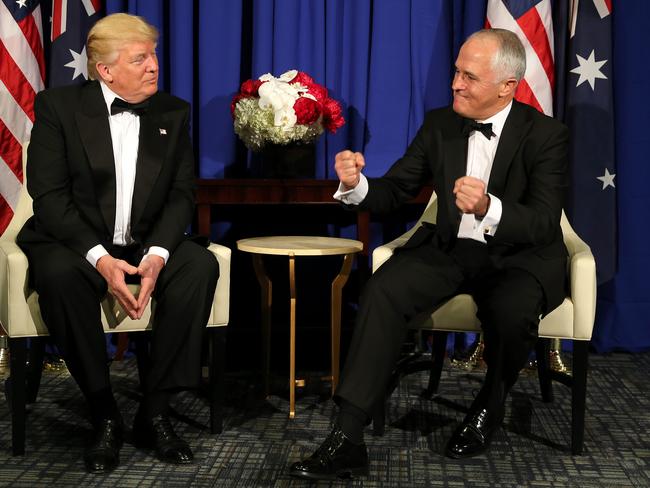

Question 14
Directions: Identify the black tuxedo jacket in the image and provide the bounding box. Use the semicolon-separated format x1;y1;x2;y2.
18;81;195;259
359;101;569;313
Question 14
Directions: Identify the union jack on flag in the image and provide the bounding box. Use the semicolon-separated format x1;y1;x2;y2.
0;0;44;234
486;0;555;116
48;0;102;88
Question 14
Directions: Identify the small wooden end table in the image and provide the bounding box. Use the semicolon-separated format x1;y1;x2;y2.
236;236;363;418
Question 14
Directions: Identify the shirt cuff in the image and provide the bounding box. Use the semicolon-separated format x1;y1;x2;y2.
86;244;109;268
474;193;502;239
142;246;169;265
333;173;368;205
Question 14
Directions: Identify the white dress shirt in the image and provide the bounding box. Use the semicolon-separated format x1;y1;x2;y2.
334;102;513;244
85;82;169;267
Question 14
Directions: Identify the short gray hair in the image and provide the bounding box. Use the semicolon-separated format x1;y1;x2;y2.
468;28;526;82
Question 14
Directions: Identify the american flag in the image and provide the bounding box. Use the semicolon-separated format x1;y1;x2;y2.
0;0;44;234
486;0;555;116
563;0;615;283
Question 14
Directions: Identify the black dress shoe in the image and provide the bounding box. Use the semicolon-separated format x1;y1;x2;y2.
445;406;505;459
133;413;193;464
289;427;369;481
84;417;123;473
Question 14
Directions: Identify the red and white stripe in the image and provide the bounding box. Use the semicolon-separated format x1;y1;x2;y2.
51;0;67;41
0;1;45;234
486;0;555;116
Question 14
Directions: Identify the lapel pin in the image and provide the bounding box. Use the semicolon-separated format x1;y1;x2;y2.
159;128;167;135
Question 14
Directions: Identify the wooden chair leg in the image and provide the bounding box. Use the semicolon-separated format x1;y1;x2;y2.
26;337;46;404
9;338;27;455
571;340;589;455
423;331;448;399
209;327;226;434
535;338;554;403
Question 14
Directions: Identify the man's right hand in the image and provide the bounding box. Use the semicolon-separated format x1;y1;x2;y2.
96;254;140;319
335;150;365;190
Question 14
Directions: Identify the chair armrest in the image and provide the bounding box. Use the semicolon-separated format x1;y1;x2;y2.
206;243;231;326
372;225;420;273
563;227;597;340
0;240;30;333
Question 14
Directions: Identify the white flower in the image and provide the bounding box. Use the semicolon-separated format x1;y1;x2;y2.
278;69;298;81
274;107;297;129
258;78;299;128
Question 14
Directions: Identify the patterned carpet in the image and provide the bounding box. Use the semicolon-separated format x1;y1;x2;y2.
1;351;649;487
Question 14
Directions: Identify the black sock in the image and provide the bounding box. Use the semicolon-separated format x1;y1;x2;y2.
87;387;119;423
336;399;367;444
140;390;171;419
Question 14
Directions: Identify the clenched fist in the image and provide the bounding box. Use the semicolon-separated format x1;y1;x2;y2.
335;150;365;190
453;175;490;217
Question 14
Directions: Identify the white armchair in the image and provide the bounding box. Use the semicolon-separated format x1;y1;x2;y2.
371;191;596;455
0;145;231;455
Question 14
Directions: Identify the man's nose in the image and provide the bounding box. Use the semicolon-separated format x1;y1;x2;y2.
146;56;158;72
452;73;463;90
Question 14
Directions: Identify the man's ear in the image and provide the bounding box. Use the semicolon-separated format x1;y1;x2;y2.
96;62;112;84
499;78;518;98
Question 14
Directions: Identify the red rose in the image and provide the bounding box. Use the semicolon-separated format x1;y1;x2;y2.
291;71;315;87
294;96;321;125
307;83;328;103
240;79;263;97
322;98;345;133
230;93;245;117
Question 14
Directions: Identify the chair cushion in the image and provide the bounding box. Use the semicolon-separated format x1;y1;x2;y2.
410;295;583;341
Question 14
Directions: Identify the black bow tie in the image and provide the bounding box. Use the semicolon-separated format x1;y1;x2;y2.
462;119;495;139
110;98;149;116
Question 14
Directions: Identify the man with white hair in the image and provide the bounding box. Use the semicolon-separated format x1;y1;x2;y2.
18;13;218;473
290;28;569;481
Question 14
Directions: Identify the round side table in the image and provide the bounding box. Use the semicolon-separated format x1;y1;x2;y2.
237;236;363;418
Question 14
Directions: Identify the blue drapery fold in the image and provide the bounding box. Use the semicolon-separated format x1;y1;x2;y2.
106;0;485;178
102;0;649;352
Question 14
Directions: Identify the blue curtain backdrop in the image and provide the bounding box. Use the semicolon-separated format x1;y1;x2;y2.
104;0;649;353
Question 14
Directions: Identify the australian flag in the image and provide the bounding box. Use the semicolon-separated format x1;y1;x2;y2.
44;0;103;88
560;0;616;284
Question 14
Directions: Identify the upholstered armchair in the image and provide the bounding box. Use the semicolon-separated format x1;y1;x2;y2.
0;145;231;455
371;191;596;455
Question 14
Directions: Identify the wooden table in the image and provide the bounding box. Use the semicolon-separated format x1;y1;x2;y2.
196;178;433;266
237;236;363;419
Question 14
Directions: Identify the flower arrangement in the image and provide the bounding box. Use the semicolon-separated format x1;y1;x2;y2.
231;69;345;151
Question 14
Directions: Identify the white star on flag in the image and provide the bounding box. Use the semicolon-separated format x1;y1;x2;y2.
597;168;616;189
570;49;607;90
16;0;27;8
64;46;88;81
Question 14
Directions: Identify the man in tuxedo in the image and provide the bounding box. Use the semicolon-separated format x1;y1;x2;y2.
290;28;568;481
17;13;218;473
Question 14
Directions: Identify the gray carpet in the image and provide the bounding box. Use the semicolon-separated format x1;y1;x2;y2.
1;351;649;487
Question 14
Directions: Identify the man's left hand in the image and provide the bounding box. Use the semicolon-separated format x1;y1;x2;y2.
136;255;165;319
453;176;490;217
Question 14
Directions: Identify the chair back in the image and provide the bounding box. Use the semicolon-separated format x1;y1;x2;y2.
2;144;33;242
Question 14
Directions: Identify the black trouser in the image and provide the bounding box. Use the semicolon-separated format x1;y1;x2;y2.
26;240;219;402
335;238;544;416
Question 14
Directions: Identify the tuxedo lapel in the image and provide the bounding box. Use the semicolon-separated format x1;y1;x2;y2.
131;101;168;228
442;118;468;231
487;101;531;196
75;82;116;236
